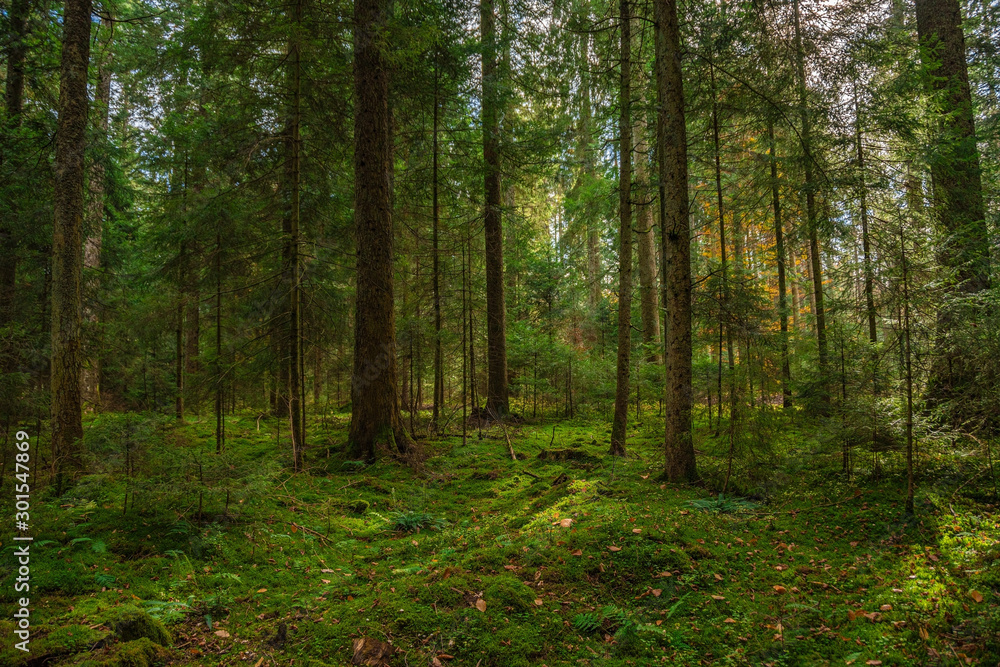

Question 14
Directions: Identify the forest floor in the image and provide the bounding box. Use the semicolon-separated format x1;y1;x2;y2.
1;408;999;666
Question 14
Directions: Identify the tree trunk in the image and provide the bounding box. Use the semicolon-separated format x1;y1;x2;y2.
655;0;697;482
768;119;792;408
51;0;92;482
349;0;411;461
481;0;509;417
635;115;660;362
916;0;991;412
432;61;444;432
1;0;30;375
793;0;829;388
610;0;633;458
286;0;305;471
82;16;111;411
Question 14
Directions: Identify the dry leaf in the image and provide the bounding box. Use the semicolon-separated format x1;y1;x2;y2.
724;618;736;624
714;573;723;581
849;541;859;547
559;518;573;528
773;586;786;594
880;604;892;611
919;626;929;640
608;546;621;552
712;595;725;601
632;528;642;534
475;599;487;612
651;589;662;597
970;590;984;603
214;630;231;638
534;599;543;606
571;549;583;556
257;588;267;593
865;661;882;666
928;553;939;562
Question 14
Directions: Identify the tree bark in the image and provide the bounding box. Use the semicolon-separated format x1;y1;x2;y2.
1;0;31;372
793;0;829;388
655;0;697;482
635;117;660;362
286;0;305;471
51;0;92;481
915;0;990;293
916;0;991;412
349;0;411;461
610;0;633;457
82;16;112;411
768;119;792;408
481;0;509;417
432;61;444;431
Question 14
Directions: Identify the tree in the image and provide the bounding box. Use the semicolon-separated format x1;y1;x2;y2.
655;0;697;482
610;0;633;457
916;0;993;414
51;0;93;482
481;0;509;417
349;0;412;462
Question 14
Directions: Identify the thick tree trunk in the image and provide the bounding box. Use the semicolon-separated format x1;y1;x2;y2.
286;0;305;471
350;0;411;461
1;0;31;372
51;0;92;481
82;16;112;411
655;0;697;482
481;0;509;417
768;120;792;408
610;0;633;457
793;0;829;388
916;0;991;412
915;0;990;292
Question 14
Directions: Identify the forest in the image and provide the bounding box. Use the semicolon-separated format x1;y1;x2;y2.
1;0;1000;664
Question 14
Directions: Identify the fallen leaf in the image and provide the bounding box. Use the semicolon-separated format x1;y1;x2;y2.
651;589;662;597
711;595;725;601
656;571;672;578
773;586;786;594
475;599;487;612
970;590;984;603
571;549;583;556
560;518;573;528
865;661;882;666
214;630;230;638
919;626;929;640
849;541;859;547
632;528;642;534
879;604;892;611
534;599;543;606
608;546;621;552
714;573;723;581
928;553;939;562
257;588;267;593
724;618;736;624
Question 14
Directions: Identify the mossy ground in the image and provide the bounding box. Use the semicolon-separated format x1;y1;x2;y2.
1;408;998;666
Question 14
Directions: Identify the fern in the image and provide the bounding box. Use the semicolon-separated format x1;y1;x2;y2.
572;612;601;634
385;510;447;533
687;494;759;514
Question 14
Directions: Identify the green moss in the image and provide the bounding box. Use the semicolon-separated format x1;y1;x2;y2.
484;574;536;613
111;606;171;646
107;637;171;667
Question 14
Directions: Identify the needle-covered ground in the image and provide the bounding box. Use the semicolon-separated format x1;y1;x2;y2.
1;409;998;666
